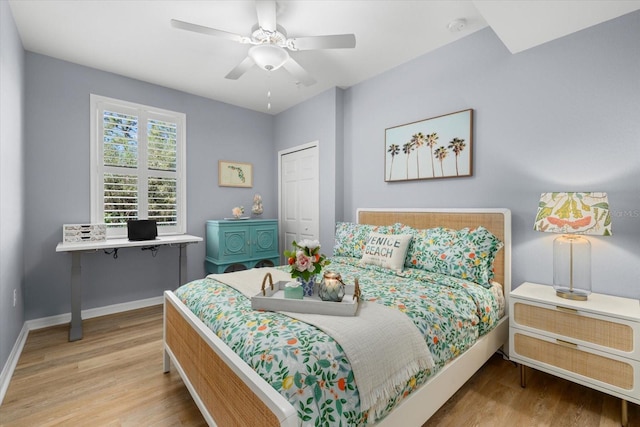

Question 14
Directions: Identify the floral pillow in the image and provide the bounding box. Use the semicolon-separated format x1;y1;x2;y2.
333;222;392;258
404;225;503;287
359;232;412;272
403;226;458;270
450;226;504;286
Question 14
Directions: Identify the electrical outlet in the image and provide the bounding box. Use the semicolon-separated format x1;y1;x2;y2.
13;289;17;307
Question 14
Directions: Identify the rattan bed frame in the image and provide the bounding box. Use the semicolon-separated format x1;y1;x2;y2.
163;208;512;426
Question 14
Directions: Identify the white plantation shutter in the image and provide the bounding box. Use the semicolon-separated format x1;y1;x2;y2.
104;173;138;224
91;95;186;238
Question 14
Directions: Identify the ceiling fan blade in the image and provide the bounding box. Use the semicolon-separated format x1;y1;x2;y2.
171;19;245;43
289;34;356;51
255;0;277;32
225;56;256;80
282;57;316;86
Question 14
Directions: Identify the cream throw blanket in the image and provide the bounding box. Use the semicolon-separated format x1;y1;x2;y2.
207;268;434;421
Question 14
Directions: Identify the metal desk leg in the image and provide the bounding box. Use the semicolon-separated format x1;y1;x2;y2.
178;243;187;287
69;252;83;341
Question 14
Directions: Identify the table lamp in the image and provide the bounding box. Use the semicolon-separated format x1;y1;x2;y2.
534;192;611;300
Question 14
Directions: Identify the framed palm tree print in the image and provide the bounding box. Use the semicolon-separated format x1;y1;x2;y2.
385;109;473;182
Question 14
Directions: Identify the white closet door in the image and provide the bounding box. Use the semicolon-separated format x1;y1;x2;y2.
279;143;320;258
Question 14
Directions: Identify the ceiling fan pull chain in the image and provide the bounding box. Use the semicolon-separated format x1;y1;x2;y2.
267;74;272;111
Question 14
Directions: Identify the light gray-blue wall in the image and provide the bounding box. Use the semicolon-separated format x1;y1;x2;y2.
0;0;26;381
23;53;276;319
274;87;345;253
339;12;639;298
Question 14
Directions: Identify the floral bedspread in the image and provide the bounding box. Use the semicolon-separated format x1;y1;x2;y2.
174;257;503;426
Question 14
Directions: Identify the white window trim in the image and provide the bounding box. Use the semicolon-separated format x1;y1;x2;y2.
90;94;187;238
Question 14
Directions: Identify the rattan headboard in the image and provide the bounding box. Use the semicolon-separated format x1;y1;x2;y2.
356;208;511;293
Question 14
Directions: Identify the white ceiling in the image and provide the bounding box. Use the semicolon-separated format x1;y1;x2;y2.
9;1;640;115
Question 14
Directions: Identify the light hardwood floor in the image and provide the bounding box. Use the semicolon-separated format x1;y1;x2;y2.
1;305;638;426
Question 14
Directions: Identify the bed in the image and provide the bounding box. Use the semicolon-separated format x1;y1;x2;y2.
163;208;512;426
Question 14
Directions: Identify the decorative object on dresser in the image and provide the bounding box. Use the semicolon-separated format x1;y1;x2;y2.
231;206;245;219
534;192;612;300
251;193;264;216
510;282;639;427
205;219;279;273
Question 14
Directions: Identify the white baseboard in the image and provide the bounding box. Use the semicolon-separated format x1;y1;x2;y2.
25;295;164;330
0;322;28;406
0;295;164;405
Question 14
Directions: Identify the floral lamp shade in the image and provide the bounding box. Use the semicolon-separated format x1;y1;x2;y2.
534;192;611;301
534;192;612;236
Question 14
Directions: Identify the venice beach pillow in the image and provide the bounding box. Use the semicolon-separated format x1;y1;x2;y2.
360;232;412;272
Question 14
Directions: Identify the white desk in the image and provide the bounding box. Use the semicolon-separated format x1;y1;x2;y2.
56;234;202;341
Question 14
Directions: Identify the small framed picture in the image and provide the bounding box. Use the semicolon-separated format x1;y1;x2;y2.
218;160;253;188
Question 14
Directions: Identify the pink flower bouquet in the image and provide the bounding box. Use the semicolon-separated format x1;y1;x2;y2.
283;239;330;281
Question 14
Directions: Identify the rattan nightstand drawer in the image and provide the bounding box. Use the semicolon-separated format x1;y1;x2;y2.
513;302;634;353
513;332;635;390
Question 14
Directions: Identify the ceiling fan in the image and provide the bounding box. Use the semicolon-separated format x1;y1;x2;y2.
170;0;356;86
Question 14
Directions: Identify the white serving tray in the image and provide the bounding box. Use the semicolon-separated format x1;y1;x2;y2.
251;280;360;316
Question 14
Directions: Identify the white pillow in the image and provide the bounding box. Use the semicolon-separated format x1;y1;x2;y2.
360;232;412;272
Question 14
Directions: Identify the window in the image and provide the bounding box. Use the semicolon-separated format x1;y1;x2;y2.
90;94;186;238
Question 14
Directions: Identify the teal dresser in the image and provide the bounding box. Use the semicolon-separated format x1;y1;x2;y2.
205;219;280;274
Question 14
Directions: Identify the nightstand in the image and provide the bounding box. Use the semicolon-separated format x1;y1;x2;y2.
509;282;639;426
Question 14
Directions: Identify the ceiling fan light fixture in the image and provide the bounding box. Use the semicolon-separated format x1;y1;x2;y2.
248;44;289;71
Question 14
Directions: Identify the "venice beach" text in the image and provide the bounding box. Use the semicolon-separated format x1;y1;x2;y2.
364;235;401;258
